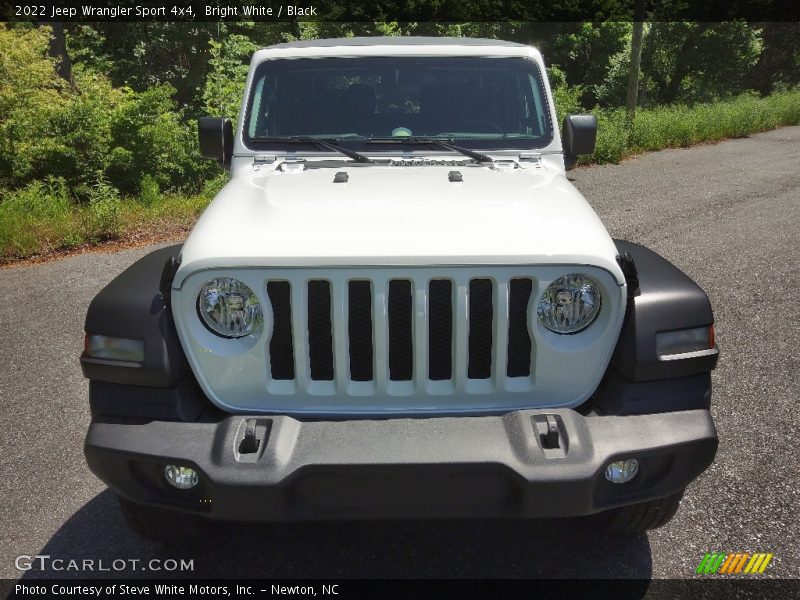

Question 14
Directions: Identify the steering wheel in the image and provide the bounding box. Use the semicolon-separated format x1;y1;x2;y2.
450;117;503;133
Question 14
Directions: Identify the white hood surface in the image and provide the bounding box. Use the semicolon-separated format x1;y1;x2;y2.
175;162;626;287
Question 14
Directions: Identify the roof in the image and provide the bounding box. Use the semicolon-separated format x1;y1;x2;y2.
265;36;527;50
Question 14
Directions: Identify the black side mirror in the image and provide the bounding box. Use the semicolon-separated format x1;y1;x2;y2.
562;114;597;170
198;117;234;170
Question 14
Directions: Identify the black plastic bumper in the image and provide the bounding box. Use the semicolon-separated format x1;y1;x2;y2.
84;409;717;521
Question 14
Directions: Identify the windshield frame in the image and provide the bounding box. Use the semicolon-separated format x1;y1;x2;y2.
240;55;555;154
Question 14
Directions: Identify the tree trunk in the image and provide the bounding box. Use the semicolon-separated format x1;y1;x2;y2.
42;22;74;85
625;20;645;118
625;0;646;122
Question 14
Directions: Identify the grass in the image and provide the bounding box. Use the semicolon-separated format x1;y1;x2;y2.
2;90;800;264
588;90;800;164
0;182;213;264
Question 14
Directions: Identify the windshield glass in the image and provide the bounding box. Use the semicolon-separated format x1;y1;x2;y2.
243;57;553;150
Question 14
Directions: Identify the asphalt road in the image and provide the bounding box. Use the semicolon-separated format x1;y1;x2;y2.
1;127;798;582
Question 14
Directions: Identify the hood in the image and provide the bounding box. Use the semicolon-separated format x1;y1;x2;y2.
175;163;625;287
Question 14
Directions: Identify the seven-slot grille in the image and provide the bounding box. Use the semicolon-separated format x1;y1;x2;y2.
263;274;535;396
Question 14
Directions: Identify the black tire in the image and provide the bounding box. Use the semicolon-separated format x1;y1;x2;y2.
597;490;685;534
117;496;213;545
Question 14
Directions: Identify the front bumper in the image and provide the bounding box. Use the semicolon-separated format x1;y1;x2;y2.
84;409;717;521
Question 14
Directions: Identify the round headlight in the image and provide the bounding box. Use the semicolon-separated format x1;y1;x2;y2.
537;274;601;334
198;278;263;338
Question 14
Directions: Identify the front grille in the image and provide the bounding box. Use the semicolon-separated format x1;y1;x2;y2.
348;281;373;382
307;280;334;381
387;279;413;381
266;281;295;380
264;273;535;397
428;280;453;381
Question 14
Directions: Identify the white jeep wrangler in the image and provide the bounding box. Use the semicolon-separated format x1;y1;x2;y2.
81;37;719;544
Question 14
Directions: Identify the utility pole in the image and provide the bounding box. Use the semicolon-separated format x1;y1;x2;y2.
625;0;646;120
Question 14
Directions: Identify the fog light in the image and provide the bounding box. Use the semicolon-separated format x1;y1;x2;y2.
164;465;198;490
605;459;639;484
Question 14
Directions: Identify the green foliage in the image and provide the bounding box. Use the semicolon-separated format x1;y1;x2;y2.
641;22;763;105
590;109;629;164
107;84;207;194
548;65;584;124
593;40;632;107
584;90;800;165
0;24;211;197
0;178;74;257
0;24;69;187
546;22;632;107
626;91;800;152
200;172;231;200
202;35;258;120
1;20;800;263
85;177;122;241
139;174;160;206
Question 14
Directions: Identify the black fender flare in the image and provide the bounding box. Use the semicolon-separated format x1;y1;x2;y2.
81;244;188;388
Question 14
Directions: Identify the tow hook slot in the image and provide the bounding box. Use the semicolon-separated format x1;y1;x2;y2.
532;415;567;456
235;418;272;461
239;419;259;454
541;415;560;448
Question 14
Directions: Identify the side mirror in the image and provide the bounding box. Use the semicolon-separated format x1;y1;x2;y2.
198;117;234;170
562;114;597;170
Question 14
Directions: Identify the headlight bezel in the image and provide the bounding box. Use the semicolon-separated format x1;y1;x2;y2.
197;277;264;339
536;273;602;335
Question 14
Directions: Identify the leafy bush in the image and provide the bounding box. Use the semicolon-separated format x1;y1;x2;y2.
589;109;629;164
202;35;258;121
548;65;584;125
200;172;231;199
139;174;160;206
85;177;122;241
107;84;209;194
0;25;69;188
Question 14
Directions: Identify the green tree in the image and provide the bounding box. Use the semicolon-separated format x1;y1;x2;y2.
202;34;258;120
641;22;762;104
0;24;68;187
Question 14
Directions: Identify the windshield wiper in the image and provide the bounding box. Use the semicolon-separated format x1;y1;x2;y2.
366;136;494;164
250;136;373;164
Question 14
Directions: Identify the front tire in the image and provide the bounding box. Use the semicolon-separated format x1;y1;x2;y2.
117;496;213;545
597;490;685;534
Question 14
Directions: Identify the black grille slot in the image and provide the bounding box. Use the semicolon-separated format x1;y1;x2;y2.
428;280;453;380
307;280;334;381
388;279;413;381
468;278;493;379
267;281;295;380
507;278;533;377
348;281;373;381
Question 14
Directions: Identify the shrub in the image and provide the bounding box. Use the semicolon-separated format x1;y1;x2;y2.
200;172;230;199
107;85;205;194
139;174;160;206
85;177;122;241
589;109;629;164
548;65;584;125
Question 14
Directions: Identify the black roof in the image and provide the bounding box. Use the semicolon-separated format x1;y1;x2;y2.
265;36;526;50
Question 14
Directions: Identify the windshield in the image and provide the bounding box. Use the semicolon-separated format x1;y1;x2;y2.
243;56;553;151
